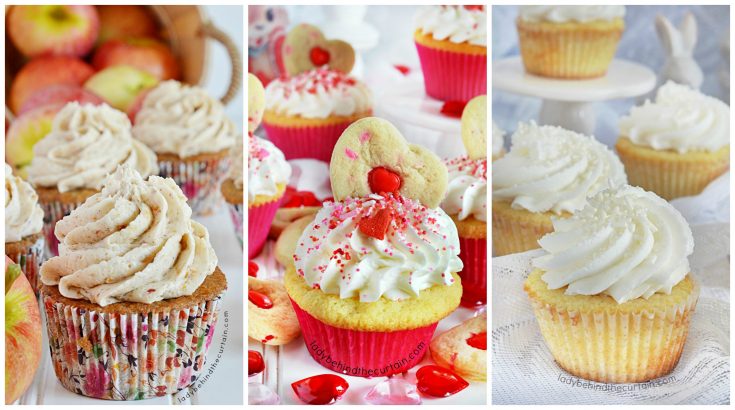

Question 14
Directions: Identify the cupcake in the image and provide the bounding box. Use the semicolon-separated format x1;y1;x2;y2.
132;80;236;215
262;67;372;162
525;185;698;383
414;5;486;103
26;102;158;257
248;73;292;258
5;164;45;293
492;122;626;256
517;6;625;78
492;121;505;160
284;117;463;376
617;81;730;200
39;165;227;400
222;135;244;245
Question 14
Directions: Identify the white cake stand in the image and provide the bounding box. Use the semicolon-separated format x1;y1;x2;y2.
493;57;656;135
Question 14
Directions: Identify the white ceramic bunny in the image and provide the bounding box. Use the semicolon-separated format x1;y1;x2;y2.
655;12;703;89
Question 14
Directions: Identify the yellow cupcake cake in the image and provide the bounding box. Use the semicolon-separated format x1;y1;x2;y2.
492;122;626;256
617;81;730;200
517;5;625;78
525;185;698;383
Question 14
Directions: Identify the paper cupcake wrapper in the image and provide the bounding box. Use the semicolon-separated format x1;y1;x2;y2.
262;120;353;163
40;200;85;257
6;236;45;294
528;286;699;383
226;202;244;246
458;236;487;307
41;292;223;400
491;208;553;256
290;299;437;377
414;42;487;103
517;20;622;79
248;200;282;258
157;156;231;216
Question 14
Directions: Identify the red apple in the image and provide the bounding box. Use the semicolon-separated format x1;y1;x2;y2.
19;85;104;115
7;5;99;58
6;103;64;173
8;56;95;114
5;257;42;404
93;38;180;80
96;5;159;44
84;66;159;112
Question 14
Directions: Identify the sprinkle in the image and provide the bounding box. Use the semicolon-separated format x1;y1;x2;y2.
345;148;358;160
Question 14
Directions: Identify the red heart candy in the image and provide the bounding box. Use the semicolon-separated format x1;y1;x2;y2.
310;46;331;66
283;189;322;208
466;332;487;350
291;374;349;405
464;5;484;11
248;261;259;277
368;167;402;194
248;290;273;309
394;64;411;76
416;365;469;397
358;208;393;240
248;350;265;376
440;101;467;118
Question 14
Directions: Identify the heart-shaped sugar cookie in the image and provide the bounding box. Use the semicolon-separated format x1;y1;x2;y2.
429;313;487;381
248;73;266;133
282;24;355;76
460;95;487;160
330;117;447;208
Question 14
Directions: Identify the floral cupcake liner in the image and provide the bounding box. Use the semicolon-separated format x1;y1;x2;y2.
157;156;231;216
226;202;244;246
458;236;487;307
40;200;85;257
248;199;282;259
414;42;487;103
6;236;45;294
41;293;223;400
290;299;438;377
262;120;354;163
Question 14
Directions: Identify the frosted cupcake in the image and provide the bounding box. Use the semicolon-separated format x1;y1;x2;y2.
414;5;487;102
517;6;625;78
492;122;626;255
27;102;158;256
492;121;505;160
39;165;227;400
526;185;698;383
263;67;372;162
617;81;730;200
133;80;236;215
5;164;44;293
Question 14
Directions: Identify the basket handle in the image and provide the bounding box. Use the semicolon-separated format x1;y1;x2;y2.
200;22;242;105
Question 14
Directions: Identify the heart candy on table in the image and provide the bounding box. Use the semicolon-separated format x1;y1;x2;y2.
248;73;266;133
282;23;355;76
460;95;487;160
330;117;448;208
248;350;265;377
291;374;349;405
415;365;469;397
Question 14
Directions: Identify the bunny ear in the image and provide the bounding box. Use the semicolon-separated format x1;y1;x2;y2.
655;15;677;55
680;12;698;54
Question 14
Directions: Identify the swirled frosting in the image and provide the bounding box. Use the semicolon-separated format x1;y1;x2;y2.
133;80;236;158
492;121;505;158
40;166;218;306
5;164;43;242
619;81;730;153
532;185;693;304
294;194;463;302
27;103;158;193
248;135;291;202
415;5;487;47
441;157;487;222
493;122;627;214
264;68;372;119
228;135;244;189
519;6;625;23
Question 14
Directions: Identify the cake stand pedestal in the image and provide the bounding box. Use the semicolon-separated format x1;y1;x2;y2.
492;57;656;135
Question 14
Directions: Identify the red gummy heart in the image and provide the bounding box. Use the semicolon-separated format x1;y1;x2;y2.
440;101;467;118
466;332;487;350
394;64;411;76
463;5;484;11
248;350;265;376
292;374;349;405
249;290;273;309
248;261;259;277
368;167;402;194
310;46;331;66
416;365;469;397
283;187;322;208
358;208;393;240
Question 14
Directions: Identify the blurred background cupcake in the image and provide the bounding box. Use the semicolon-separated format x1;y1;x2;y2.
516;5;625;78
414;5;487;103
222;135;244;245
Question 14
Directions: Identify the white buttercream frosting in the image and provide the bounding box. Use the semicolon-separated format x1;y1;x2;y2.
441;157;487;222
415;5;487;46
5;164;44;242
492;121;505;158
248;135;291;202
519;5;625;23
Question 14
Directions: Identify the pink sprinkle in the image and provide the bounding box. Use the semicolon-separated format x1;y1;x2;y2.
258;148;270;158
359;131;371;143
345;148;358;160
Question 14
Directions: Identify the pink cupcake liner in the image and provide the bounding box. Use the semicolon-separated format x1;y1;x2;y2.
415;42;487;103
262;120;353;163
458;236;487;307
157;156;231;216
41;291;223;400
40;200;85;257
290;299;438;377
6;236;45;294
227;202;244;246
248;200;281;258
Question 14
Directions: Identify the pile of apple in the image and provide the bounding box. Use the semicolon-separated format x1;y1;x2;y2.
6;5;181;173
